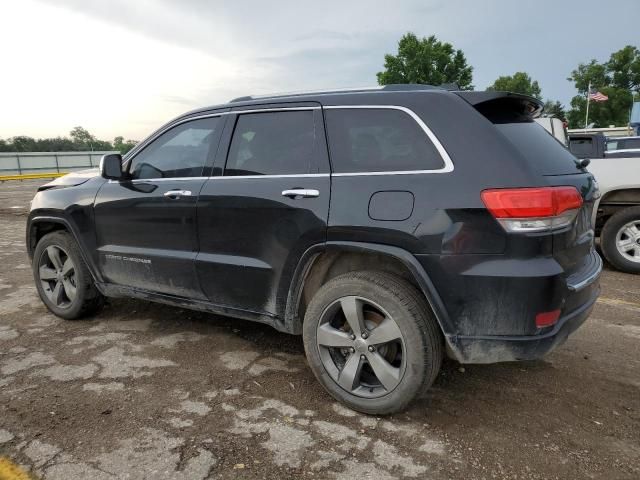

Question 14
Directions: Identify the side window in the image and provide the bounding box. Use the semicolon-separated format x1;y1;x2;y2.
225;111;315;176
324;108;445;173
129;117;220;180
623;138;640;149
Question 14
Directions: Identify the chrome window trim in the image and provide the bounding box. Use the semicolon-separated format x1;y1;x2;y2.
108;176;208;184
122;104;453;180
323;105;454;175
207;173;330;180
108;174;330;184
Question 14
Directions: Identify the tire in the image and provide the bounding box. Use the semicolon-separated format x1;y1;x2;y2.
302;271;443;415
32;231;104;319
600;206;640;274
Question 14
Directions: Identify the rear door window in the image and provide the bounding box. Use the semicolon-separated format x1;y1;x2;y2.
225;111;315;176
497;122;579;175
324;108;445;173
569;137;596;157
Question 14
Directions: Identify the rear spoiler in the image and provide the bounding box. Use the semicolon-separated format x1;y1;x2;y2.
454;91;544;123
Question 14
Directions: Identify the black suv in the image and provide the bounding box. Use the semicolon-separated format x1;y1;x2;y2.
27;85;602;414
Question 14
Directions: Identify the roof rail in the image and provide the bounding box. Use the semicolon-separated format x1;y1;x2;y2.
229;83;447;103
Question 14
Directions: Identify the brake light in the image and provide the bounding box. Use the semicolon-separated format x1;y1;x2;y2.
481;186;583;232
535;309;561;328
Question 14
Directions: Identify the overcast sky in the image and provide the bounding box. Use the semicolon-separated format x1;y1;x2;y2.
2;0;638;140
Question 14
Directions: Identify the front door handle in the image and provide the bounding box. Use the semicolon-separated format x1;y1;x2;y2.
282;189;320;199
164;189;192;199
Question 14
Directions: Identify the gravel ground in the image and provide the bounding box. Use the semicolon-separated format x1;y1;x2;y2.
0;180;639;479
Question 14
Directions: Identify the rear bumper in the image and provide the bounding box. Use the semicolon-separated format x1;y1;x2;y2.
446;284;599;363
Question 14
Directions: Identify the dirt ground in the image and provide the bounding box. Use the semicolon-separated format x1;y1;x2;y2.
0;180;639;479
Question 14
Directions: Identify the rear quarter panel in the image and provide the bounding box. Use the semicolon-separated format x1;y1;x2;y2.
587;156;640;223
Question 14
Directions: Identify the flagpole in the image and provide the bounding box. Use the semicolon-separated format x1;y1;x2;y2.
584;81;591;131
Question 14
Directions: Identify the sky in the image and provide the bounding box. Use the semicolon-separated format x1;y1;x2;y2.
1;0;638;141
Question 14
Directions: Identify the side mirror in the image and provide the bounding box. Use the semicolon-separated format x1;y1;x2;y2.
99;153;125;180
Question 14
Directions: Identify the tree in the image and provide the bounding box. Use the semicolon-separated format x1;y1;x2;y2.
567;86;633;128
567;60;609;94
542;100;566;119
0;129;135;153
113;136;138;154
567;46;639;128
69;126;96;149
487;72;542;99
606;45;640;93
377;33;473;89
9;136;38;152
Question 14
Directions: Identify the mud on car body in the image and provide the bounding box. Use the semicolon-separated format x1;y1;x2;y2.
27;85;601;414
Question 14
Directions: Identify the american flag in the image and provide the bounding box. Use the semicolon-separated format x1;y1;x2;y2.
589;90;608;102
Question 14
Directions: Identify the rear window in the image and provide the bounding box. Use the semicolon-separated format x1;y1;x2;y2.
496;122;578;175
569;137;595;157
324;108;445;173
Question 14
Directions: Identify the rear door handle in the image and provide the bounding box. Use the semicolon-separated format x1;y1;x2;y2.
164;189;192;199
282;189;320;199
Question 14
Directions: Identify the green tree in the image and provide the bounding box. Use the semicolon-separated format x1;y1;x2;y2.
567;86;633;128
567;60;609;94
567;46;639;128
542;100;566;119
69;126;96;149
0;131;131;153
9;136;38;152
606;45;640;92
487;72;542;99
113;136;138;154
377;33;473;89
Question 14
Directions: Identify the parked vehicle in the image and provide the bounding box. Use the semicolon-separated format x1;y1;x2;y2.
27;86;601;414
568;133;640;273
535;117;568;146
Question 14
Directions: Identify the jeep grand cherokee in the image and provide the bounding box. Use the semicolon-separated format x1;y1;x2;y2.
27;85;602;414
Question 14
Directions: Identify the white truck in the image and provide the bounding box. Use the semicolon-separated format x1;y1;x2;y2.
567;133;640;274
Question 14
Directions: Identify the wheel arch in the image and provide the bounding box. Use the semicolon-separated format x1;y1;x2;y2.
594;187;640;230
284;241;453;340
27;215;102;283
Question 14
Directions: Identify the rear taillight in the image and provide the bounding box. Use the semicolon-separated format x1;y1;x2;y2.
481;186;583;233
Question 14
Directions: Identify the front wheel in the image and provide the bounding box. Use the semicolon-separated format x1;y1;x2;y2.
33;231;104;319
601;206;640;274
302;271;442;415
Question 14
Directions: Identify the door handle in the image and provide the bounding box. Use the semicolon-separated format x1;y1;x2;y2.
282;189;320;199
164;189;192;199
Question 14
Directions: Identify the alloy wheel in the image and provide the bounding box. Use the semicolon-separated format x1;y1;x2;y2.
615;220;640;263
38;245;77;308
316;296;406;398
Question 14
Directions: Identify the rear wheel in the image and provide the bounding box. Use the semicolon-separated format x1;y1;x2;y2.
33;231;104;319
302;271;442;415
601;206;640;274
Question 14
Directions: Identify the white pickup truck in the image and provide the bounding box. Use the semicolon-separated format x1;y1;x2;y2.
567;133;640;274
